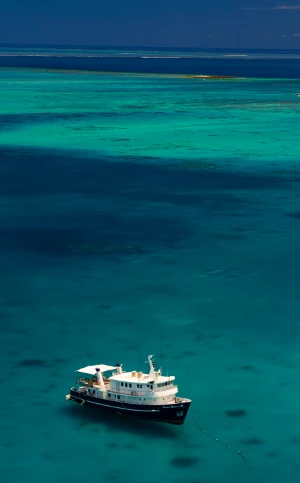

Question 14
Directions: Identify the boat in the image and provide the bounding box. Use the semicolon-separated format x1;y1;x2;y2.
66;354;192;424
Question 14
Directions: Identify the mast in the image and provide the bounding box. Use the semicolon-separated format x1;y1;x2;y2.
148;355;156;379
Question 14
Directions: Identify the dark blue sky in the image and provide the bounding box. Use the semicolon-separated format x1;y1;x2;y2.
1;0;300;49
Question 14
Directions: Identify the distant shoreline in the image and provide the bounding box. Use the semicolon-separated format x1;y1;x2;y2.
184;75;238;79
0;66;242;80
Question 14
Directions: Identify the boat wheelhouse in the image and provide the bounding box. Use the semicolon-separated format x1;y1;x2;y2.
66;355;191;424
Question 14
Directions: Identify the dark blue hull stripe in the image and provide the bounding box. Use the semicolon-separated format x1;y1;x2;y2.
72;396;160;412
68;390;191;424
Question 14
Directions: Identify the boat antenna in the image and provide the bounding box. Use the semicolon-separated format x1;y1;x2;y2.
160;333;163;375
191;415;255;473
137;333;141;371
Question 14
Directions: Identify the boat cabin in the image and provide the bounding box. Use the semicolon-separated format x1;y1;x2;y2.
75;355;178;405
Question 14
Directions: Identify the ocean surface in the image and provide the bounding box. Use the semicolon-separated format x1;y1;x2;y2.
1;48;300;483
2;45;300;77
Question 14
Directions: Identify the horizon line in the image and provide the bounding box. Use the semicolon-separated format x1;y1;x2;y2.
1;43;300;52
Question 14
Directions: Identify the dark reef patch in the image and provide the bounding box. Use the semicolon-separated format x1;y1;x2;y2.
290;436;300;444
1;145;298;265
265;451;278;459
241;365;262;373
285;211;300;219
182;351;196;356
241;437;264;445
48;383;57;389
125;443;137;449
17;358;48;367
170;456;199;468
215;232;245;240
225;409;247;418
107;442;118;448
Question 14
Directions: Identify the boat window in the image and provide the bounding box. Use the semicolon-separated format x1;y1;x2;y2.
121;382;124;386
147;385;149;387
150;385;153;389
117;395;120;399
165;382;168;386
125;383;128;387
129;383;132;388
108;394;111;398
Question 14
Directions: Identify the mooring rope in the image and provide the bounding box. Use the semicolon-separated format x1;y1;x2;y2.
191;414;251;468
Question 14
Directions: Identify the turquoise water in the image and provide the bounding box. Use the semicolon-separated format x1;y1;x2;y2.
1;67;300;483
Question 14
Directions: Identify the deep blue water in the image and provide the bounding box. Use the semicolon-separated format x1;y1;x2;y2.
1;46;300;77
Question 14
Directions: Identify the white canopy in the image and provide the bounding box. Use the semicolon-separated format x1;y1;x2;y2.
76;364;116;375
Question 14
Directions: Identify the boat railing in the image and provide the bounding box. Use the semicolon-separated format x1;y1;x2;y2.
154;385;178;393
175;397;190;403
108;388;148;397
77;377;110;386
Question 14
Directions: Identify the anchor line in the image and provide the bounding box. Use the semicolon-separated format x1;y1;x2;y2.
191;414;251;469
